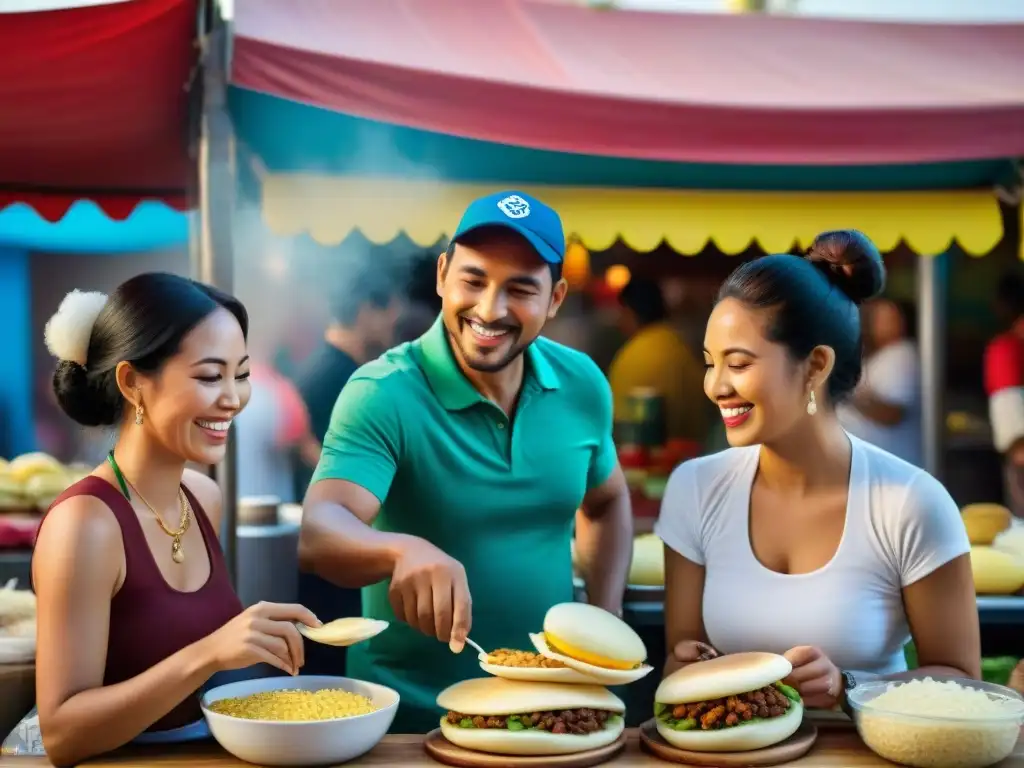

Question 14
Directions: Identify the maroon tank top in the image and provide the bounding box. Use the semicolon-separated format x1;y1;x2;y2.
35;476;243;731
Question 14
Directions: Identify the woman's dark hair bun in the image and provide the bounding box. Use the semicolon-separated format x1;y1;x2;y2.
805;229;886;305
716;228;889;402
52;360;121;428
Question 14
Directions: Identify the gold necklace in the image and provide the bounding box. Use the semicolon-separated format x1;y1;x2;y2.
126;479;192;564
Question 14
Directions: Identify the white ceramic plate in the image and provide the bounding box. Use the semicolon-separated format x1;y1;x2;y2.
529;633;653;686
478;658;603;684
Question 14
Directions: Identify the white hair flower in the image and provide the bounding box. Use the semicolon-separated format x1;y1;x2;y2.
44;289;108;366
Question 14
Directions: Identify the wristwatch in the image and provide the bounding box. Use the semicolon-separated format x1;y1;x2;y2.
839;670;857;717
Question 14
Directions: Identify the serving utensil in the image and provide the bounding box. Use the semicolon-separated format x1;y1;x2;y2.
463;637;488;658
296;617;389;647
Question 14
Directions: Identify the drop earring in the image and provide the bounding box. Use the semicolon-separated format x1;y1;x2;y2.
806;391;818;416
135;403;144;426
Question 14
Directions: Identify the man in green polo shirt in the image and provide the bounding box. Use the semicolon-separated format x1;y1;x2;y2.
299;191;633;733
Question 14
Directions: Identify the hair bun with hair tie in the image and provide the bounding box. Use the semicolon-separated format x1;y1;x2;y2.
44;289;108;366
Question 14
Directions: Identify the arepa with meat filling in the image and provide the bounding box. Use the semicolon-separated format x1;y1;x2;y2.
437;677;625;756
654;652;803;752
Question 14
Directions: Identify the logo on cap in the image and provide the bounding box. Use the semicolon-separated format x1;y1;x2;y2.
496;195;530;220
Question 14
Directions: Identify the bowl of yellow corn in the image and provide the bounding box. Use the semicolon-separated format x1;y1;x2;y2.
200;675;399;765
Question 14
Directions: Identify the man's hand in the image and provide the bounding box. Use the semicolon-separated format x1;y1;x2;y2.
389;537;472;652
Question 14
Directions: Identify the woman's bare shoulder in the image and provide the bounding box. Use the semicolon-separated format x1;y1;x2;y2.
39;491;121;545
33;491;123;583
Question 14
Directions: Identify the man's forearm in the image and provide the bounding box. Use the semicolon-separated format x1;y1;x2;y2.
298;503;407;588
575;494;632;614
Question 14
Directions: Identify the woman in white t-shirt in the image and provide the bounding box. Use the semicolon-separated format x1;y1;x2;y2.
655;230;978;710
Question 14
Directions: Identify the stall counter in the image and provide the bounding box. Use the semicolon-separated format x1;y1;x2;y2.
1;726;1022;767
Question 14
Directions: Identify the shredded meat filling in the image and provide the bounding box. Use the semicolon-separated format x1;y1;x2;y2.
486;649;566;669
670;686;792;729
446;708;613;735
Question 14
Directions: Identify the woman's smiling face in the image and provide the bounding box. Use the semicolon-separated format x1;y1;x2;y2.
703;298;811;447
132;307;251;465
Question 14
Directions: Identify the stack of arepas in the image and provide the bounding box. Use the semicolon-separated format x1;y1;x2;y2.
0;453;90;513
962;504;1024;595
435;602;653;758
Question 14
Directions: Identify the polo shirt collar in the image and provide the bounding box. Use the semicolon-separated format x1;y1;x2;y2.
419;316;561;411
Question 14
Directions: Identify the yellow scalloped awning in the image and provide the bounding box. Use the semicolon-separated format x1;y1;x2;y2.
259;175;1004;257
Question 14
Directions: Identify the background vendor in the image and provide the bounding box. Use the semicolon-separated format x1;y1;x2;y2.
299;191;633;732
608;276;710;444
657;230;979;708
837;297;921;466
984;272;1024;517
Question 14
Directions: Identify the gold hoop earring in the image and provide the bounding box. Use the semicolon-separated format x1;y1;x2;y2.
807;391;818;416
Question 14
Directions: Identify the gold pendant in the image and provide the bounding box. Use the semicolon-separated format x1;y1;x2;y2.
171;538;185;564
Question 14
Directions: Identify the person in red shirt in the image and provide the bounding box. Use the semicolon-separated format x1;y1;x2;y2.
983;273;1024;517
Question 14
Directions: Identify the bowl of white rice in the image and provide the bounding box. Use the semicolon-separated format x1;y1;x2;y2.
847;676;1024;768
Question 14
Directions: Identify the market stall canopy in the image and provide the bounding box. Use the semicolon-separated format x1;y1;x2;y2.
0;0;199;223
232;90;1011;258
0;202;188;254
258;174;1002;257
230;0;1024;166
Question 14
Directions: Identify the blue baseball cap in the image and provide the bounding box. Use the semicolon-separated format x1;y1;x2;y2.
450;191;565;265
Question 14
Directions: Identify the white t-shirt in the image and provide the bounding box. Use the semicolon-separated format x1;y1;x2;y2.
654;435;969;675
837;340;922;467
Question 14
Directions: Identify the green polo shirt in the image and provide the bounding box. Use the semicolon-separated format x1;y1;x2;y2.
311;317;617;733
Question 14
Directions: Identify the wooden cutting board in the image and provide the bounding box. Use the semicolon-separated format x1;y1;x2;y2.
638;718;817;767
423;729;627;768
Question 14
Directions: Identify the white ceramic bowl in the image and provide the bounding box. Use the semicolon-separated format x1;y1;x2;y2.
847;676;1024;768
200;675;398;766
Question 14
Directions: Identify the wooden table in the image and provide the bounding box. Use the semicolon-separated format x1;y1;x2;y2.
2;727;1022;768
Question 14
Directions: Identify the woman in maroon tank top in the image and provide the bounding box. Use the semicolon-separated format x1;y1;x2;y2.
32;274;320;767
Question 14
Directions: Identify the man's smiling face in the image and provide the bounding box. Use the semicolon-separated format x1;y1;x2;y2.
437;228;567;373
